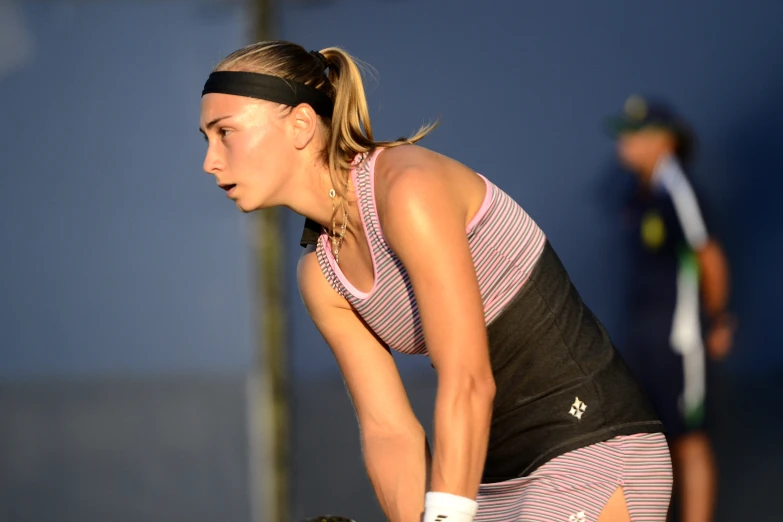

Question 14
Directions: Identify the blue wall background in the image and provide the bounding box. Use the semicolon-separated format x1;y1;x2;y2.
0;1;255;379
1;0;781;521
0;2;267;521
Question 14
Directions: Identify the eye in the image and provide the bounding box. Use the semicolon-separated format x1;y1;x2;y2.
219;128;233;138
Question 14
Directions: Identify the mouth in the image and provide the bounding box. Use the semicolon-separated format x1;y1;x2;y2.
218;183;236;194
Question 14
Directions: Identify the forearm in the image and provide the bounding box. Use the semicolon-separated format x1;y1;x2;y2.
362;426;430;522
698;240;730;317
430;376;495;499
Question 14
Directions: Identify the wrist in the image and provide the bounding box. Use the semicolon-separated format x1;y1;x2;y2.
710;311;735;327
422;492;478;522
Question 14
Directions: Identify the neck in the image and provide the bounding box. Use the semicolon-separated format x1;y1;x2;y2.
285;169;333;228
282;153;357;239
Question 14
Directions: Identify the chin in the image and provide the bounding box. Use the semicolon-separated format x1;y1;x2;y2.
234;200;255;213
234;197;268;214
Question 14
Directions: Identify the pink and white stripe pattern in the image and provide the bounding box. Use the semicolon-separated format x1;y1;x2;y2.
316;148;546;355
475;433;673;521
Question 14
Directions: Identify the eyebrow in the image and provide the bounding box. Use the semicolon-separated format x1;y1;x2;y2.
198;115;233;135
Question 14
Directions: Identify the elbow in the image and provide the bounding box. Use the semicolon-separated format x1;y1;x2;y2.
477;374;497;404
698;238;726;264
469;368;496;402
440;369;496;407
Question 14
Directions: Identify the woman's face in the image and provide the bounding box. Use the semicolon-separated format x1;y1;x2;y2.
200;93;294;212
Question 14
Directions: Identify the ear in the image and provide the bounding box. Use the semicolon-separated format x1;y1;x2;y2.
290;103;319;150
661;131;678;154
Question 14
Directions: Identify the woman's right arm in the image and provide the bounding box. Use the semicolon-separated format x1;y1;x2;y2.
297;250;431;522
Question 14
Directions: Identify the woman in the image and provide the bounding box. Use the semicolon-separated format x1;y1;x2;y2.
199;41;672;522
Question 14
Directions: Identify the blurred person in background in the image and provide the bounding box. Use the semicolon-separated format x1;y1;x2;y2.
200;41;673;522
608;96;736;522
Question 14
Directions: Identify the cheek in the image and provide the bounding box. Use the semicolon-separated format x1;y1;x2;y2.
617;142;632;162
229;131;272;182
618;141;640;165
245;123;272;151
248;127;292;174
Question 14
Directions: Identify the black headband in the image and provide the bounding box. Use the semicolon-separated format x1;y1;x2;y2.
202;71;334;118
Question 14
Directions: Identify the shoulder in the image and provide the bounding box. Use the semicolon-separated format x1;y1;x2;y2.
374;145;446;191
656;156;696;197
375;143;437;171
373;145;464;221
369;145;479;259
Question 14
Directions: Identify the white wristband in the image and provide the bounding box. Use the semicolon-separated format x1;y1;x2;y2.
422;492;478;522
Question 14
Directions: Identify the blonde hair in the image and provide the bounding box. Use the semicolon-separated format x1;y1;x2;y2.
214;40;437;200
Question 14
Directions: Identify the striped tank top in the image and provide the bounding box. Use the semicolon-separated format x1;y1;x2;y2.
316;148;546;355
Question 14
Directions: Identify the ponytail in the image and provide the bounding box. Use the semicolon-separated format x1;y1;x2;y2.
320;47;437;200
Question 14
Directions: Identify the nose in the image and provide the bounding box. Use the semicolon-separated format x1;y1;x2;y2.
202;143;223;176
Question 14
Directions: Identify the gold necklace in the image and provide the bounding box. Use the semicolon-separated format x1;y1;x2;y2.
329;188;348;264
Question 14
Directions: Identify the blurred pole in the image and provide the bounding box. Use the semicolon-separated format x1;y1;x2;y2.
248;1;288;522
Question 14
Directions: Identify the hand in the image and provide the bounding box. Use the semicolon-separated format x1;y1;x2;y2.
706;313;736;361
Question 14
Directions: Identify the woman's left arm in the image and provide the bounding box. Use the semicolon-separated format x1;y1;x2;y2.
379;157;496;508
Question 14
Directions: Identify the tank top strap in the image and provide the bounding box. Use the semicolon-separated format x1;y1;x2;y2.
351;147;389;255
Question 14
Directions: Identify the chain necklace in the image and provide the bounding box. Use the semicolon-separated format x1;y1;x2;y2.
329;188;348;264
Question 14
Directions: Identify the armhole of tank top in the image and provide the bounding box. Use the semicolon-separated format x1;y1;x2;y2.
353;147;389;249
467;174;493;234
315;233;343;298
368;149;492;239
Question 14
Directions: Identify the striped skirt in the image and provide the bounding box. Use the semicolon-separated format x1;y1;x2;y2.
476;433;672;521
